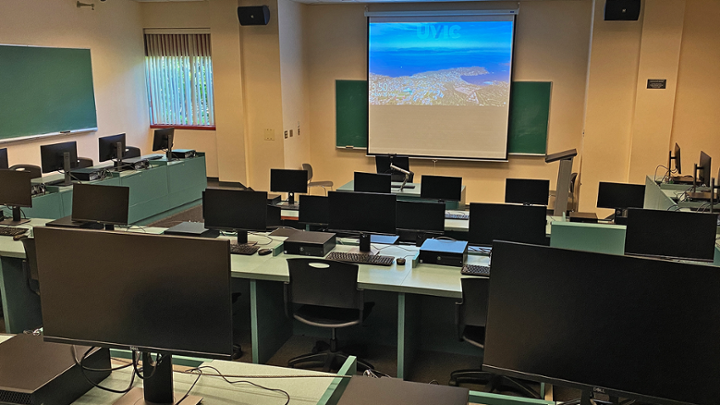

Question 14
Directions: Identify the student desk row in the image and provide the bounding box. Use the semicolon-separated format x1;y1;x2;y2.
17;154;207;225
0;219;493;380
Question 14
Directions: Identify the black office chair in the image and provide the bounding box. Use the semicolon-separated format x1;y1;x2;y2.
449;277;539;398
123;146;141;159
77;157;94;168
9;164;42;179
284;258;374;372
19;237;40;296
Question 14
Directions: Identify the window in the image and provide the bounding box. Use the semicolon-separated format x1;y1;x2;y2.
144;31;215;128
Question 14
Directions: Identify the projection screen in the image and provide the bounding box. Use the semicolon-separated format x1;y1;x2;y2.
367;10;517;160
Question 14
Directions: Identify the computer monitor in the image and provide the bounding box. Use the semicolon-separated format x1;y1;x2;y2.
668;143;682;175
152;128;175;160
298;195;330;226
270;168;308;205
71;183;129;230
354;172;391;193
484;240;720;405
624;208;718;262
40;141;78;186
696;151;712;187
504;178;550;206
0;169;32;226
596;182;645;223
468;203;547;247
328;191;397;235
375;155;410;182
0;148;8;170
420;175;462;202
34;226;232;405
396;200;445;243
98;133;126;168
203;188;268;244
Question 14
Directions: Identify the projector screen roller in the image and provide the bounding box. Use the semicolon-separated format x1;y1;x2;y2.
367;12;516;160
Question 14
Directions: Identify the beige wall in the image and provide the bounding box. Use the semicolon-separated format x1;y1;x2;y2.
0;0;148;171
304;1;592;204
278;0;311;171
671;0;720;179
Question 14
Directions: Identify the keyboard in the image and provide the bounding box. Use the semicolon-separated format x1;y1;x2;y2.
461;264;491;277
230;243;260;255
0;227;28;237
326;252;395;266
445;211;469;220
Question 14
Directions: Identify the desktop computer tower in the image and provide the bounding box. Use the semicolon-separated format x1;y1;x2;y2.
0;334;111;405
283;231;336;257
418;239;468;267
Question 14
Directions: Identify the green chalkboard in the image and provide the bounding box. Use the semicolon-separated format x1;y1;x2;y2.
507;81;551;155
335;80;551;155
336;80;368;149
0;45;97;140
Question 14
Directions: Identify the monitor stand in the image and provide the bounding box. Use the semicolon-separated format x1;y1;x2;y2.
114;141;124;171
113;353;201;405
59;151;73;186
0;206;30;226
237;230;249;244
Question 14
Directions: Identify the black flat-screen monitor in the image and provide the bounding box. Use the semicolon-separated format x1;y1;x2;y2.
203;188;268;244
0;148;8;170
354;172;391;193
468;203;547;246
298;195;330;225
420;175;462;201
485;241;720;405
697;151;712;187
152;128;175;159
396;200;444;243
40;141;78;173
270;169;308;205
375;155;410;182
0;169;32;226
328;191;396;235
98;133;126;163
596;182;645;210
34;226;232;404
504;178;550;206
624;208;718;262
71;183;129;229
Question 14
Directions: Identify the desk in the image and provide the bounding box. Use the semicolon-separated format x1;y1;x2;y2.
19;154;207;225
337;181;466;210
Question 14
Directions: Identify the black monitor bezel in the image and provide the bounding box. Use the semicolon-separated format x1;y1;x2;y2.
420;175;462;201
698;151;712;186
152;128;175;152
71;183;130;226
504;178;550;206
354;171;392;194
202;188;268;233
40;141;79;173
596;182;646;210
396;200;445;233
98;133;126;163
0;169;32;208
328;191;397;235
298;195;330;225
467;202;547;247
270;168;309;194
0;148;8;170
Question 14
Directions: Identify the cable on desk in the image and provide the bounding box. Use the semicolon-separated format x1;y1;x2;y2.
71;346;134;372
179;365;292;405
248;232;274;245
132;350;162;380
71;346;137;394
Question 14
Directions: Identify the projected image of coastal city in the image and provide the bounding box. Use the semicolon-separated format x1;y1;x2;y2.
369;21;513;106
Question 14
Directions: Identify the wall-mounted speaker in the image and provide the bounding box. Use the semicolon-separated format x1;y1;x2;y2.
238;5;270;26
604;0;641;20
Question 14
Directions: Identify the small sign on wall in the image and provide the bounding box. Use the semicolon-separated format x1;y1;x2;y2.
647;79;667;89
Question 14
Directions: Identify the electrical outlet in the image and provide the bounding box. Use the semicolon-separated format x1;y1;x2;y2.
297;121;300;136
284;130;288;139
289;129;293;137
264;129;275;141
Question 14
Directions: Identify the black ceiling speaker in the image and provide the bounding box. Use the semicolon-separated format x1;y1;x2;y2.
604;0;641;20
238;5;271;26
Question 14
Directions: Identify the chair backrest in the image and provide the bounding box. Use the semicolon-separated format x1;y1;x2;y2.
77;157;93;168
285;258;363;310
124;146;141;159
301;163;313;182
459;277;489;328
9;164;42;179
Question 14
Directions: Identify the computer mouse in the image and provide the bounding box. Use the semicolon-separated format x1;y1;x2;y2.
396;258;406;265
258;248;272;256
